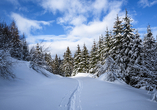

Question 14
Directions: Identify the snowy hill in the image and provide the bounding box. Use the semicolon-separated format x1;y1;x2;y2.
0;61;157;110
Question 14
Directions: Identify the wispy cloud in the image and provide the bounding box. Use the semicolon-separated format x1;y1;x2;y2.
138;0;157;8
11;12;54;36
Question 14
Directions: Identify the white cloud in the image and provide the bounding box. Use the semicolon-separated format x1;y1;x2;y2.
10;0;126;58
11;13;54;36
138;0;157;8
40;0;67;14
27;1;125;58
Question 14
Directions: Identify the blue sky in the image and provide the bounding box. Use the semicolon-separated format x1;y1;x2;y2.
1;0;157;58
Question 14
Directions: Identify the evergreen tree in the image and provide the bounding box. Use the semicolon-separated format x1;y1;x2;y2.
62;47;73;76
102;27;112;60
110;14;123;61
45;53;53;73
21;34;30;61
80;44;90;73
10;21;23;60
72;45;82;76
126;30;144;86
0;22;12;50
53;54;60;75
121;10;135;71
89;40;98;73
58;57;63;76
97;34;104;62
143;25;157;73
130;30;143;65
30;43;49;76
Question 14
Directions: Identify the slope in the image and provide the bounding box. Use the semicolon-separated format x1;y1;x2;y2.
0;61;157;110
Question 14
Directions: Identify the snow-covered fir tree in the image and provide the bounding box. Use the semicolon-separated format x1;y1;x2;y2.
21;34;30;61
30;43;49;76
120;10;135;73
0;23;12;50
72;45;82;76
89;40;98;73
62;47;73;76
97;34;104;62
102;27;112;61
98;56;119;81
58;57;63;76
45;53;53;73
143;25;157;73
110;14;123;61
53;54;60;75
126;30;145;86
80;44;90;73
10;21;23;60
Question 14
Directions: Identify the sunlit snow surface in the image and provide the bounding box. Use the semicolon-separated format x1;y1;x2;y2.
0;61;157;110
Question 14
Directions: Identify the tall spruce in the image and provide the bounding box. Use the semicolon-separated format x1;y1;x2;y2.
72;45;82;76
80;44;90;73
118;10;135;81
102;27;112;60
97;35;104;62
10;21;23;60
143;25;157;73
45;53;53;73
121;10;135;70
53;54;60;75
126;30;144;86
21;34;30;61
89;40;98;73
62;47;73;76
110;14;123;61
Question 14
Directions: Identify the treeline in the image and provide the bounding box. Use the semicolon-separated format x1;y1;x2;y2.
55;10;157;91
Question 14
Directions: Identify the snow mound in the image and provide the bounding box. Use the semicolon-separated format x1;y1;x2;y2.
0;59;61;87
99;72;108;81
98;73;125;84
74;73;94;78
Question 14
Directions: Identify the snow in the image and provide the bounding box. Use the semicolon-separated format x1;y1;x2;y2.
74;73;94;78
0;60;157;110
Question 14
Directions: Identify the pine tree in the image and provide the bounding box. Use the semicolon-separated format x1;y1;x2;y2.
10;21;23;60
72;45;82;76
21;34;30;61
130;30;143;65
97;34;104;62
30;43;47;73
121;10;135;69
0;22;12;50
62;47;73;76
110;14;123;61
45;53;53;73
80;44;90;73
58;57;63;76
126;30;144;86
89;40;98;73
53;54;60;74
102;27;112;60
143;25;157;73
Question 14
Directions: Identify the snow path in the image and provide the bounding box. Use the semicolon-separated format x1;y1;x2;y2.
59;79;82;110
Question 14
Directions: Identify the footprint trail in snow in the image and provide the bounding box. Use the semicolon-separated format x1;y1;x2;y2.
59;79;82;110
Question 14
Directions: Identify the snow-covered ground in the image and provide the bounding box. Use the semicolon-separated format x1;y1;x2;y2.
0;61;157;110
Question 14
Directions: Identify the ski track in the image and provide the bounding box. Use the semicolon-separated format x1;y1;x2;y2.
59;79;82;110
